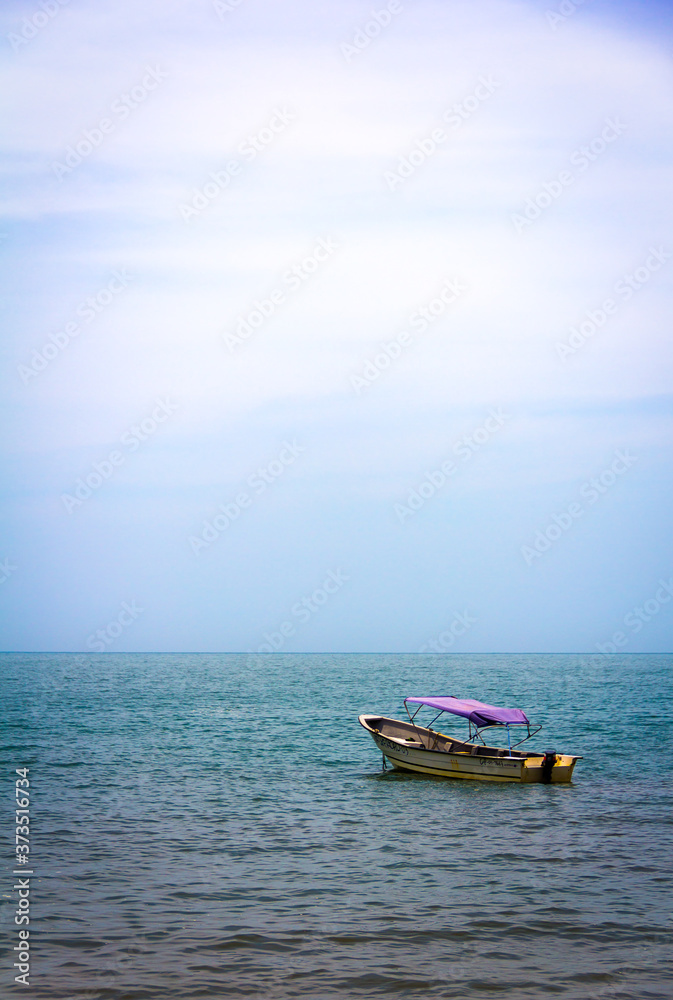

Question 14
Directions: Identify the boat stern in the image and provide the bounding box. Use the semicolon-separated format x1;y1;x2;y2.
521;752;581;783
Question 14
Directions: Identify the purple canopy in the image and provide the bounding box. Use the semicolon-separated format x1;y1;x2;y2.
405;696;529;728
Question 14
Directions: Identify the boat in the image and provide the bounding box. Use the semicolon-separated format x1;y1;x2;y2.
359;695;581;783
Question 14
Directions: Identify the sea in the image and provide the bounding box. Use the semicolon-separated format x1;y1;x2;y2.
1;652;672;1000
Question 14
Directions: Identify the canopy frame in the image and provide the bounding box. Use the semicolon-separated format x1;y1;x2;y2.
403;696;539;754
466;721;542;748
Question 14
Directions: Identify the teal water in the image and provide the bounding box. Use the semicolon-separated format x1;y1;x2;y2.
1;653;672;999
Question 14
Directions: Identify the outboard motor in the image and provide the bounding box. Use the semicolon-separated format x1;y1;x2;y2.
541;751;557;783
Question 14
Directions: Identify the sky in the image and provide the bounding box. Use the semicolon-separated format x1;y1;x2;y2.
1;0;672;653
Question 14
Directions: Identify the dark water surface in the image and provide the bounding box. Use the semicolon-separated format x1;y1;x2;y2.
1;653;672;999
